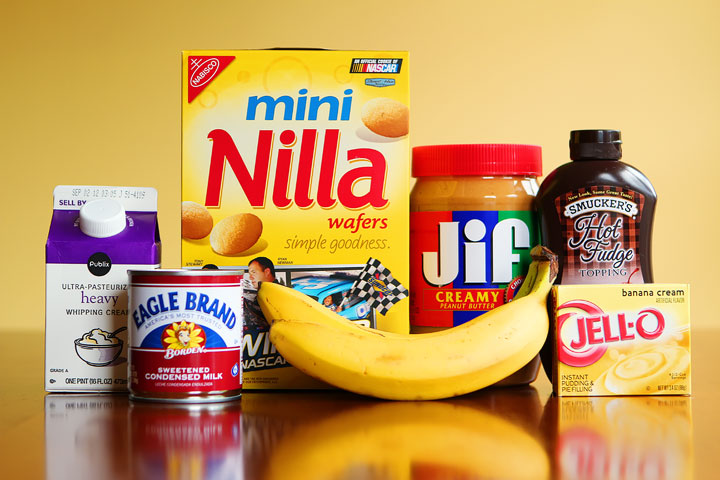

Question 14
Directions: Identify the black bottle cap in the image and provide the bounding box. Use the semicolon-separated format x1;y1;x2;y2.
569;129;622;160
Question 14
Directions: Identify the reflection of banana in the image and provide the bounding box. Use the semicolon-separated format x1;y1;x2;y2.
265;401;549;480
258;246;557;400
241;391;370;420
452;386;544;433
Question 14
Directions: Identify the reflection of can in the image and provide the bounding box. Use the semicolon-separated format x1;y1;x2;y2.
128;269;243;402
129;401;243;478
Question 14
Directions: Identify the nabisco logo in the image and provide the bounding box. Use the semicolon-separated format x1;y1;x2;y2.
187;56;235;103
190;58;220;88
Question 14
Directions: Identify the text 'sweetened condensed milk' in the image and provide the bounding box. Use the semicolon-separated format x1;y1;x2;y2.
45;186;160;392
552;284;691;396
128;270;244;402
181;50;410;389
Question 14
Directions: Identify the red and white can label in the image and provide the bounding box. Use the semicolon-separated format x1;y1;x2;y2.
128;272;243;396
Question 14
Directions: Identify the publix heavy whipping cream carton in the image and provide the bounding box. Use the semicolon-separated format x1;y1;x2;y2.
45;186;160;392
181;50;410;389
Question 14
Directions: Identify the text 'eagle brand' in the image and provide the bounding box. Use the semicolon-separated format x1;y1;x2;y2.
132;291;237;329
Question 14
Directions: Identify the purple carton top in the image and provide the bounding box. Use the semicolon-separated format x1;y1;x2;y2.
47;185;161;266
46;210;161;265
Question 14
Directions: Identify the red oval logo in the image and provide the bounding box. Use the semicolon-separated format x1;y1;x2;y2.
557;299;608;367
190;58;220;88
504;275;525;302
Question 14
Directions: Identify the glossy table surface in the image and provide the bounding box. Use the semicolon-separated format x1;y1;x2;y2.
2;330;718;479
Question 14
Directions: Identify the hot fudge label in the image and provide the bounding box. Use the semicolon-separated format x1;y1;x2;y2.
555;186;646;284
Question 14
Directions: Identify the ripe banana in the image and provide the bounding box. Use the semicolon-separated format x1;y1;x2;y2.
257;246;558;400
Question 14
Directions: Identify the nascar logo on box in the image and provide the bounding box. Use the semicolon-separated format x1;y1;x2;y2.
350;58;403;73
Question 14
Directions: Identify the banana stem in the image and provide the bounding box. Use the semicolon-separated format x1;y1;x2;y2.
514;246;558;300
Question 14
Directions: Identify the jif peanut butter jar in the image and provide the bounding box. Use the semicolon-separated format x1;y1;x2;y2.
536;129;657;379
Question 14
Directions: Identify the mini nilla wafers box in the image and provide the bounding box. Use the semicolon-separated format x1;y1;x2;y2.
181;50;410;389
552;284;691;396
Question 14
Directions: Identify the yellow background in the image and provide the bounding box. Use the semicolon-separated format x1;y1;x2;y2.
2;0;718;331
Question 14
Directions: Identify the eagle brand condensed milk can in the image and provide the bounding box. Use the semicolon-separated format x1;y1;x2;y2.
128;270;244;402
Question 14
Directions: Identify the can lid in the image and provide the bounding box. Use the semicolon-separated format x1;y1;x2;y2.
127;268;245;277
412;144;542;177
128;268;245;286
79;199;127;238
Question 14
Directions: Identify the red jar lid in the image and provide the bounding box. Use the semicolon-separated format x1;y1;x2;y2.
412;144;542;177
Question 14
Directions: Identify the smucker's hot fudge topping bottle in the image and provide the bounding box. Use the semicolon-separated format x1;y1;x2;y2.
536;129;657;378
537;130;656;284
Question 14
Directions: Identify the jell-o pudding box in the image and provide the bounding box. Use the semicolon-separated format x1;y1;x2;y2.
552;284;690;396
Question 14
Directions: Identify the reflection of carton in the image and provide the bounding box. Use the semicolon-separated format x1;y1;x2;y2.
44;395;130;480
552;284;691;396
45;186;160;391
181;50;410;389
553;396;693;479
